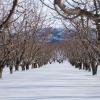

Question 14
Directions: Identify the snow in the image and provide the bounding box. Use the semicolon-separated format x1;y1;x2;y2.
0;61;100;100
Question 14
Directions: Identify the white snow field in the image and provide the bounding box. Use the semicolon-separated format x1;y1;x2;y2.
0;61;100;100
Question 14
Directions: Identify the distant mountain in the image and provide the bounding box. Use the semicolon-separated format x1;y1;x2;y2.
37;28;65;43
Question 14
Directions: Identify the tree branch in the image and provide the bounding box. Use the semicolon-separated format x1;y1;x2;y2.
54;0;100;21
0;0;18;29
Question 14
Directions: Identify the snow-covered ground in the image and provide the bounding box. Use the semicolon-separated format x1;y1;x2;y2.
0;61;100;100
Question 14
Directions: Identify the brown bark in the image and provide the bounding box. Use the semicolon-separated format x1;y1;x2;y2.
26;63;29;70
21;65;25;71
32;62;37;69
54;0;100;20
0;67;3;78
91;61;98;75
0;0;18;29
9;65;13;74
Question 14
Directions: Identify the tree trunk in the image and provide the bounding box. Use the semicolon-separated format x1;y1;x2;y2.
26;63;29;70
32;63;37;69
91;61;98;75
15;64;19;71
9;65;13;74
88;64;91;72
0;67;3;78
75;62;79;68
78;62;82;70
83;62;90;71
21;65;25;71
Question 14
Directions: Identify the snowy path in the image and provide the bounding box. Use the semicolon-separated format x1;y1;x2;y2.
0;61;100;100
